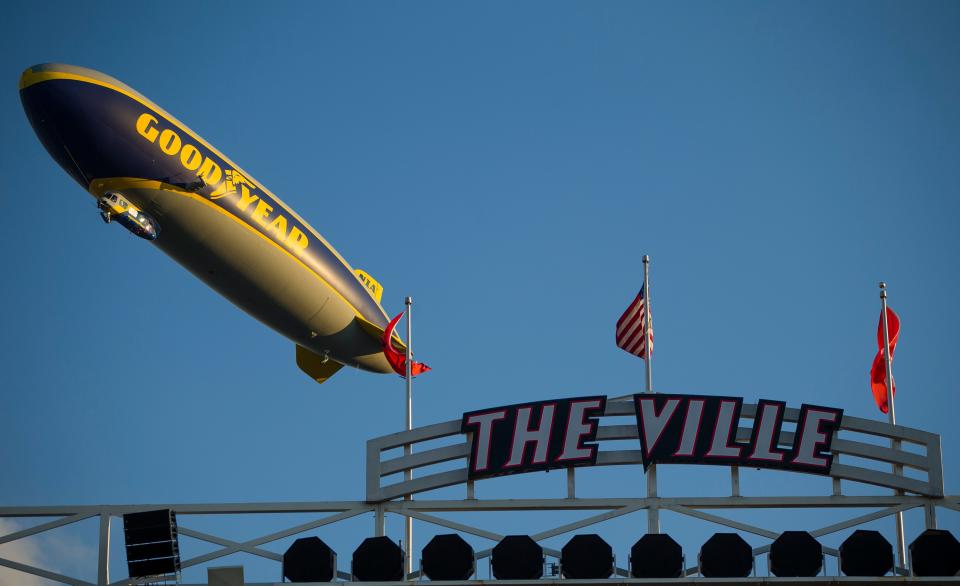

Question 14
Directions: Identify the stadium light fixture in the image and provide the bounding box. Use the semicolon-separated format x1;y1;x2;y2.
699;532;752;578
421;533;475;580
491;535;543;580
630;533;683;578
769;531;823;577
909;528;960;577
560;534;613;579
283;536;336;582
352;536;404;581
839;530;893;577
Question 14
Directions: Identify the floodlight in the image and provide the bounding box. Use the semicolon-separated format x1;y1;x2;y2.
769;531;822;577
491;535;543;579
910;529;960;577
839;530;893;576
560;534;613;579
352;536;404;581
630;533;683;578
283;536;336;582
422;533;475;580
699;532;752;577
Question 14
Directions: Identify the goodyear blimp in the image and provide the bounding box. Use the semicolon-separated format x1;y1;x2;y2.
19;63;419;384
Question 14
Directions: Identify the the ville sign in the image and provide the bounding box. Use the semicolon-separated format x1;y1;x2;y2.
460;394;843;480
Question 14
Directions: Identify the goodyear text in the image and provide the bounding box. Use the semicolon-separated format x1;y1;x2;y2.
135;112;308;252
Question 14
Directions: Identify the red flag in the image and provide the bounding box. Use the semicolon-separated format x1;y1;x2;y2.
382;311;431;377
870;306;900;413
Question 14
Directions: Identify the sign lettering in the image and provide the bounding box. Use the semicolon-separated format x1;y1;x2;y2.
461;394;843;480
634;394;842;474
461;397;606;479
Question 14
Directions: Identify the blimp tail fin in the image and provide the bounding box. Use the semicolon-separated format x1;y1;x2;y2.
355;316;407;352
354;269;383;303
296;345;344;385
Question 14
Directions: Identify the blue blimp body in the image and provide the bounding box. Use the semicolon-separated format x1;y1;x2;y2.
20;63;405;384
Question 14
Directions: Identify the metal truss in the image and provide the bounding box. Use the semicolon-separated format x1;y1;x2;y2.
0;495;958;585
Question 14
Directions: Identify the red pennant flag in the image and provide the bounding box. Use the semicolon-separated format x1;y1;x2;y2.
382;311;431;377
870;306;900;413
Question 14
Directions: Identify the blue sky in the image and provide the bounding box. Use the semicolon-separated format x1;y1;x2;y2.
1;1;959;583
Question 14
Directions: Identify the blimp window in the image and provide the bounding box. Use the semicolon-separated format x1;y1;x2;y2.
109;194;118;202
119;200;128;209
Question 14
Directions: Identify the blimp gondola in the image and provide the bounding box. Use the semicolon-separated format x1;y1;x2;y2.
97;191;161;240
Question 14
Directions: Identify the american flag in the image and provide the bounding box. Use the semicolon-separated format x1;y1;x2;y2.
616;285;653;358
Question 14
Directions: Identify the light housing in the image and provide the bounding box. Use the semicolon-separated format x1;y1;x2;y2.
352;536;404;581
630;533;683;578
909;529;960;577
699;532;752;578
491;535;543;580
422;533;475;580
839;530;893;577
283;536;336;582
560;534;613;579
769;531;822;577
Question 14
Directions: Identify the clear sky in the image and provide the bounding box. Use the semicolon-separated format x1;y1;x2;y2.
1;1;958;583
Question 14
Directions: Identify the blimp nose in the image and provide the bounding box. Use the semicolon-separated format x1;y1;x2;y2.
20;65;94;188
20;63;148;192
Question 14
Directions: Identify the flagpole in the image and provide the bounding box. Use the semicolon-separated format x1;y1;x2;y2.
643;255;660;534
880;282;906;572
404;296;414;579
643;256;653;392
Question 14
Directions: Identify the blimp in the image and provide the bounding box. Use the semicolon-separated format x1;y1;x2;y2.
19;63;408;384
